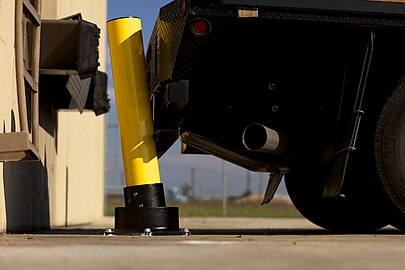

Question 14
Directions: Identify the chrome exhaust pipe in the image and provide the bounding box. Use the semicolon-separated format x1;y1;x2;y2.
242;123;292;159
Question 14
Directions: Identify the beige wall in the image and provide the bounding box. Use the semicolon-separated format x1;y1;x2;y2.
0;0;20;232
0;0;107;232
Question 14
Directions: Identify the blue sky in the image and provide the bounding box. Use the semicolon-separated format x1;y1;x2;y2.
105;0;288;198
107;0;171;45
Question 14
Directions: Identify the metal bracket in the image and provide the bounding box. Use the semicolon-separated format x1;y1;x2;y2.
323;30;375;198
261;172;284;205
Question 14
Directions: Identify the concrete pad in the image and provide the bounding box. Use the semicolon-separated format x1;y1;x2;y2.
0;216;404;270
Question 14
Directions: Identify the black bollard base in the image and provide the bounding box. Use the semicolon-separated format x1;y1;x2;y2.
111;183;186;235
114;206;179;232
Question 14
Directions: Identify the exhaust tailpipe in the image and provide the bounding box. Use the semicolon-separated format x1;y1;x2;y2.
242;123;292;159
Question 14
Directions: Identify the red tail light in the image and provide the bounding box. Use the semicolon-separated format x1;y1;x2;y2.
191;19;211;36
180;0;188;16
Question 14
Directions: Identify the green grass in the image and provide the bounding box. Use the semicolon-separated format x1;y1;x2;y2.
105;198;303;218
173;199;302;218
105;204;119;216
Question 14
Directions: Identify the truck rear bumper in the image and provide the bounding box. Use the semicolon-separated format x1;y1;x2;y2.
147;0;405;172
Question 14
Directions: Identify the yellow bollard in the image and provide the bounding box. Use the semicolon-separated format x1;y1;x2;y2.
107;17;181;233
107;17;160;186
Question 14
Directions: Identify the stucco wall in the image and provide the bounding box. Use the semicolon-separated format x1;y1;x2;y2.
42;0;108;228
0;0;107;232
0;0;20;232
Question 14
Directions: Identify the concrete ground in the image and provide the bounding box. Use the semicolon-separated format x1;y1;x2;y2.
1;216;405;270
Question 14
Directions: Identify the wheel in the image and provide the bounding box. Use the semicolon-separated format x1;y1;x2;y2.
285;161;389;232
374;77;405;230
285;99;391;232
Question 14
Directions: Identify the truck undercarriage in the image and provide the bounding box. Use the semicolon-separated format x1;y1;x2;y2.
146;0;405;231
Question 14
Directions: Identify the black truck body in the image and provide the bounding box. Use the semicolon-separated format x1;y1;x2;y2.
146;0;405;231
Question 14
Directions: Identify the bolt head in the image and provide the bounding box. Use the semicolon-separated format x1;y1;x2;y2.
268;82;276;91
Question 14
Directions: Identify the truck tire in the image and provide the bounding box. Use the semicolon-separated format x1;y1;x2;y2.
374;78;405;230
285;163;389;232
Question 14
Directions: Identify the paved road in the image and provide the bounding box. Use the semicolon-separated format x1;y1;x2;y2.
0;217;404;270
